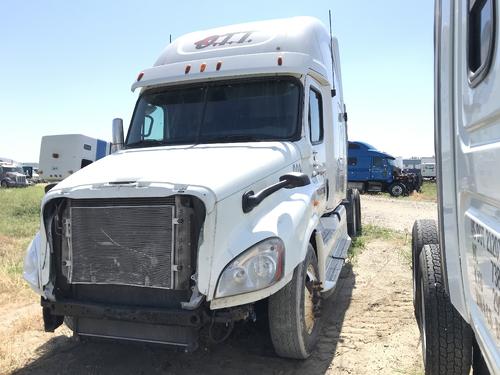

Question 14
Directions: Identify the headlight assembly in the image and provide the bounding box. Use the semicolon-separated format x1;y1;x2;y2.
215;237;285;298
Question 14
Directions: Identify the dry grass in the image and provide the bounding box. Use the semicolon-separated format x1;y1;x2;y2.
0;185;44;302
0;185;46;373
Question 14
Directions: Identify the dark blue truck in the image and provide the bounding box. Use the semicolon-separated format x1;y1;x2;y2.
347;141;422;197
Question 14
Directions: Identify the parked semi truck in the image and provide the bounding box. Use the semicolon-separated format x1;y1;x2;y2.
347;141;422;197
23;17;362;358
38;134;111;182
0;162;28;188
413;0;499;373
420;162;436;180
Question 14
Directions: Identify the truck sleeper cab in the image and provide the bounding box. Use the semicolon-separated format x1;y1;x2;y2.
23;17;360;359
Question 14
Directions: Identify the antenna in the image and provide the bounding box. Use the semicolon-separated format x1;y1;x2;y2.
328;10;336;97
169;34;172;43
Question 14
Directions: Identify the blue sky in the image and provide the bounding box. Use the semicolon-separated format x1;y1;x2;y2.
0;0;433;162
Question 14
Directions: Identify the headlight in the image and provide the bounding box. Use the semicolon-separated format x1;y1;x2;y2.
215;237;285;298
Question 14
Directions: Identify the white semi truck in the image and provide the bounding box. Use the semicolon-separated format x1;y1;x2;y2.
413;0;499;373
23;17;361;358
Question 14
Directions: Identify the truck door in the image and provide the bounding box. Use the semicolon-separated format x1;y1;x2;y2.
305;77;328;209
370;156;388;181
452;0;500;361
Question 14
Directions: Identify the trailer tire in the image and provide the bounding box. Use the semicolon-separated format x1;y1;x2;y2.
268;244;321;359
412;219;438;325
388;182;405;197
418;244;472;375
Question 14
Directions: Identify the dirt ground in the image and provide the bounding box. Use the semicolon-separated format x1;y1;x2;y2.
1;196;436;375
361;194;438;233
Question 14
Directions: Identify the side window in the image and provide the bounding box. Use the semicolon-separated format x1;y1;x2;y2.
468;0;495;85
372;157;384;167
308;88;323;144
348;143;360;150
142;105;165;140
348;157;357;166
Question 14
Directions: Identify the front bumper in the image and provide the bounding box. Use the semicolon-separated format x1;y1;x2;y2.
42;298;203;350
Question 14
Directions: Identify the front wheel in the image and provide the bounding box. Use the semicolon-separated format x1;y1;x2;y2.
0;180;7;188
268;244;321;359
388;182;405;197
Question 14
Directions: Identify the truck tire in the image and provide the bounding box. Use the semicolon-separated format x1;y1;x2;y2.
418;244;472;375
412;219;438;325
353;189;362;235
345;189;358;237
388;182;405;197
1;180;7;188
268;244;321;359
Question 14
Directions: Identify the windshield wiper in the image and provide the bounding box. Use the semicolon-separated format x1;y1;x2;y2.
126;139;165;148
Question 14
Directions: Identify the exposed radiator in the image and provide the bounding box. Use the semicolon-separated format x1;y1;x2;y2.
67;200;175;289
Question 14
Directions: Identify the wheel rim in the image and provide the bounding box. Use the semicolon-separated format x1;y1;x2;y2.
304;265;318;334
420;277;427;363
393;185;403;196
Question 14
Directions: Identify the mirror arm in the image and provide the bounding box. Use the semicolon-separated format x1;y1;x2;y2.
242;180;289;213
242;172;311;213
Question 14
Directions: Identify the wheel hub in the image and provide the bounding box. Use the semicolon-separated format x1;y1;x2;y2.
304;265;321;334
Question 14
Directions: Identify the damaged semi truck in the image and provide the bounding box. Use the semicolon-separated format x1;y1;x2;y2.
23;17;361;359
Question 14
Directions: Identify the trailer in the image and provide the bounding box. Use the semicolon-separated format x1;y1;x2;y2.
413;0;500;373
23;17;361;358
38;134;110;181
347;141;422;197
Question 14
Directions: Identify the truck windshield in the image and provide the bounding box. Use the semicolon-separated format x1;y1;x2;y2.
126;78;301;147
3;167;24;173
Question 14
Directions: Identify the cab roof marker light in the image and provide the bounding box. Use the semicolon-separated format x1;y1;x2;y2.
200;63;207;72
277;56;283;66
185;65;191;74
136;71;144;81
216;61;222;71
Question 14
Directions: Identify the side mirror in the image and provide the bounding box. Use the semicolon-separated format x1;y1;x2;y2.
112;118;124;152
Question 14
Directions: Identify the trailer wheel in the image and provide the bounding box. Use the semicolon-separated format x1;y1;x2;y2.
388;182;405;197
418;244;472;375
268;244;321;359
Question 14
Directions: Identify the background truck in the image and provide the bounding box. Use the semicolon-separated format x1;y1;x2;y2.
420;162;436;180
412;0;499;373
23;16;361;359
347;141;422;197
38;134;110;181
0;162;28;188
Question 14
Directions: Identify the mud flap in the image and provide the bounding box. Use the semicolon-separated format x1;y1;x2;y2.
43;305;64;332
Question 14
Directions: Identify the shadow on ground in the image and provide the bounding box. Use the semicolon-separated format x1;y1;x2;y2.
13;265;355;375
